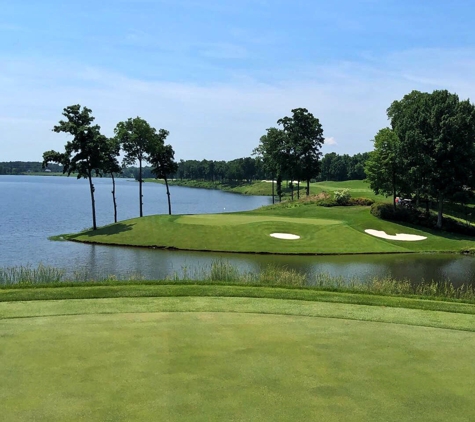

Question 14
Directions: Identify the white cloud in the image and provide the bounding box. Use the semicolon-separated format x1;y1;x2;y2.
2;47;475;162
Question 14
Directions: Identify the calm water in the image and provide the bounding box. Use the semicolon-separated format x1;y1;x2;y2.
2;175;475;285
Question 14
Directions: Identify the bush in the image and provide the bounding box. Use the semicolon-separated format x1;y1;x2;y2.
348;197;374;206
317;199;339;207
333;189;351;205
370;203;413;221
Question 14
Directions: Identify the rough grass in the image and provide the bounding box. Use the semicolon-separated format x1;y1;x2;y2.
1;293;475;421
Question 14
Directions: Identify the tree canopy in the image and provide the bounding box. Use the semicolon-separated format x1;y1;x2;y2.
277;108;324;196
367;89;475;228
43;105;108;230
365;128;404;210
114;117;158;217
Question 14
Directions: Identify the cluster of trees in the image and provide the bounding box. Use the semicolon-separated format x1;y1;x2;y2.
365;89;475;228
319;152;369;181
43;105;177;230
175;157;261;182
254;108;325;202
175;154;370;183
0;161;63;174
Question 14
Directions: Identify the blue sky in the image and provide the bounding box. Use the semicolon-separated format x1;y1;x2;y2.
2;0;475;162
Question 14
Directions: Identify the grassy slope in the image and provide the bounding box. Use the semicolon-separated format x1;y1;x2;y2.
65;202;475;254
1;288;475;422
146;178;388;201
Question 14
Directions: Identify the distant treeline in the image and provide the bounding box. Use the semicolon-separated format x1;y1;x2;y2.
173;153;369;182
0;161;63;175
2;152;370;181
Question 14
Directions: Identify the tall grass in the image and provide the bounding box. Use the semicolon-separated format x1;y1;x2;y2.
0;265;144;286
168;260;475;301
0;265;66;286
2;261;475;301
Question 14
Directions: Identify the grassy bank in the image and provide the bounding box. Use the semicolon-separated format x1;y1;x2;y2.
1;284;475;421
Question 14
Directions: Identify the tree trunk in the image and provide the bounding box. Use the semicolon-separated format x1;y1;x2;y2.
87;171;97;230
272;177;275;204
392;170;396;211
437;194;443;229
111;172;117;223
297;181;300;199
290;179;294;201
306;179;310;196
139;158;143;217
165;176;172;215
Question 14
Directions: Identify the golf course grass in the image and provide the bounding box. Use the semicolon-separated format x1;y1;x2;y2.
146;178;386;201
64;203;475;254
1;285;475;421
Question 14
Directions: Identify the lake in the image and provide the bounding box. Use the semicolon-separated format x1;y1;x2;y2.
1;175;475;285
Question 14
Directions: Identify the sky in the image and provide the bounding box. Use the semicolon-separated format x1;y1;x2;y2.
2;0;475;162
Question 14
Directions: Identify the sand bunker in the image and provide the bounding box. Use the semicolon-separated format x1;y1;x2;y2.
270;233;300;240
365;229;427;241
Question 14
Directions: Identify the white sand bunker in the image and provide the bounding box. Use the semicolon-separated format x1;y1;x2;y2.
365;229;427;241
270;233;301;240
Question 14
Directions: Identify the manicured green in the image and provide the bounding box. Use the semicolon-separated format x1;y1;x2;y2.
65;201;475;254
1;290;475;421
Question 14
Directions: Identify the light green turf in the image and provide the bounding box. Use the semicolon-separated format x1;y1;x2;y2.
1;296;475;421
66;203;475;254
176;214;341;226
147;178;387;201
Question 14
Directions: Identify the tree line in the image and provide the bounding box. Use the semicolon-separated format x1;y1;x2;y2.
125;152;369;184
1;151;369;181
42;105;178;230
365;89;475;228
0;161;63;174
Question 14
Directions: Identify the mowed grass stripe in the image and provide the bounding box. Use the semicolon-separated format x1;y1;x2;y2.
2;296;475;332
1;310;474;421
176;214;341;226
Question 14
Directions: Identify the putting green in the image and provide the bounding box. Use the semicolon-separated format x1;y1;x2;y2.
1;299;474;422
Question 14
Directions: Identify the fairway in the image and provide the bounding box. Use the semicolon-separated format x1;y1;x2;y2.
1;296;474;421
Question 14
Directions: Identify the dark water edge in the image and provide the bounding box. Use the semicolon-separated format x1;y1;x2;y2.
1;175;475;286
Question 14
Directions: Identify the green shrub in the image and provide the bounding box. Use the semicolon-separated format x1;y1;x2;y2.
333;189;351;205
348;197;374;206
317;199;339;207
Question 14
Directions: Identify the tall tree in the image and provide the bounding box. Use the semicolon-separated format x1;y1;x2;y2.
43;105;107;230
114;117;156;217
254;127;287;203
147;130;178;215
388;90;475;228
365;128;404;210
277;108;324;196
100;136;122;223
